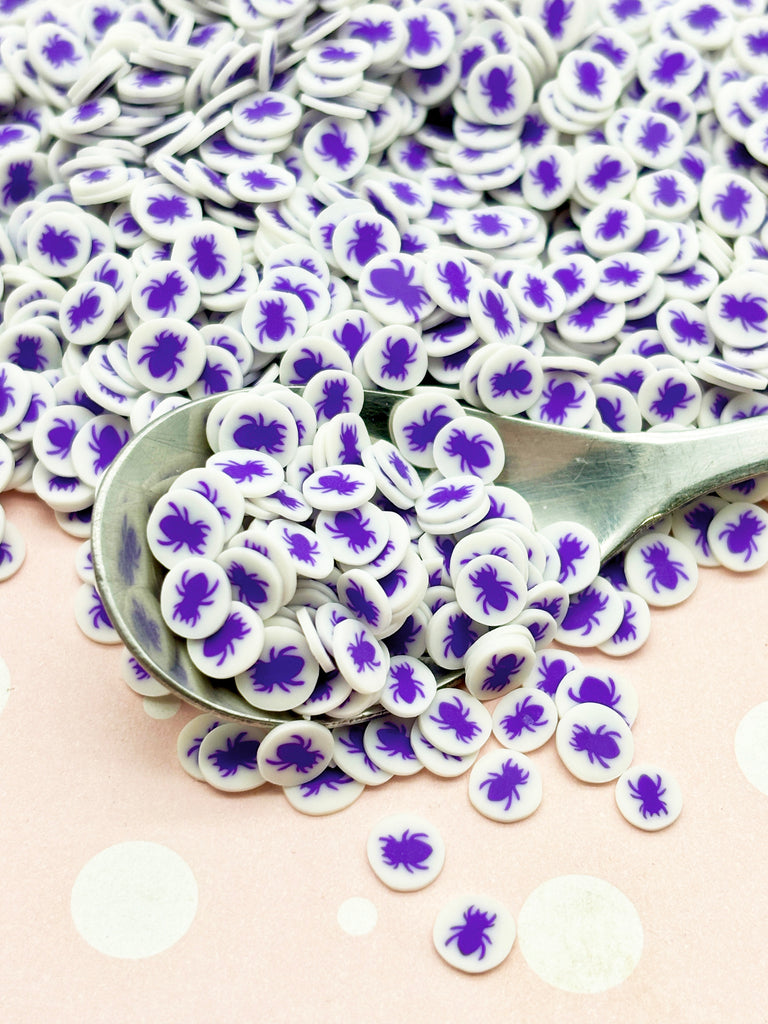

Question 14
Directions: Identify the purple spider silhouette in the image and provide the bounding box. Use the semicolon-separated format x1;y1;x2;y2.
314;123;357;170
711;181;752;227
628;773;668;817
640;541;689;594
157;502;210;555
146;193;191;225
597;395;626;432
87;423;128;473
441;611;480;662
435;259;474;304
201;612;250;667
379;335;418;381
380;830;433;872
529;155;561;197
45;416;78;459
479;759;530;810
248;646;306;693
337;724;379;773
567;674;622;712
556;534;590;581
480;652;528;694
442;427;494;474
207;732;259;776
324;508;378;554
585;154;628;193
651;175;686;208
744;29;768;58
405;13;440;55
172;571;220;626
668;310;707;347
537;379;587;424
232;413;287;455
227;561;269;607
489;359;533;401
140;269;188;316
387;662;425;705
88;589;112;632
344;580;380;627
374;721;416;761
0;367;18;418
187;234;226;280
253;297;296;346
66;288;103;333
426;482;474;509
717;510;765;560
595;207;629;241
445;906;496;960
535;654;572;697
551;263;586;299
429;695;480;744
637;116;675;158
560;585;609;635
41;32;78;68
347;14;395;43
240;96;289;124
37;225;79;267
345;220;386;264
648;379;694;421
137;329;189;383
719;292;768;335
347;630;381;673
266;734;324;773
299;766;355;797
468;564;518;617
591;34;627;65
650;48;695;87
312;469;362;498
365;259;430;319
315;378;353;420
569;722;622;768
1;160;37;206
478;65;517;115
478;287;517;339
574;58;606;98
500;695;549;740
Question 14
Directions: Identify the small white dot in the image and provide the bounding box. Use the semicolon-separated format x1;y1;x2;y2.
0;655;10;715
735;702;768;795
337;896;378;936
143;694;182;719
71;841;198;959
517;875;643;993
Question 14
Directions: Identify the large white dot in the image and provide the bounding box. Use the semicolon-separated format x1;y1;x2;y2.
71;841;198;958
337;897;378;936
735;702;768;795
517;875;643;993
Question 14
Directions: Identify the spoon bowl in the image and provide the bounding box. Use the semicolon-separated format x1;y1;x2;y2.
92;388;768;726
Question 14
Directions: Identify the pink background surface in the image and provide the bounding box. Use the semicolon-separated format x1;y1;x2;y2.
2;487;768;1022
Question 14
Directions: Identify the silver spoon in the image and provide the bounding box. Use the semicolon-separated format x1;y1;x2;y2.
91;389;768;726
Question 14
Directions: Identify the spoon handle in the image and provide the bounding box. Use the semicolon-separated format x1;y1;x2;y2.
649;414;768;511
573;417;768;561
465;408;768;562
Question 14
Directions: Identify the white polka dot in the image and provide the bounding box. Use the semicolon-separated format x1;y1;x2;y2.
337;896;378;936
735;702;768;795
517;875;643;993
0;655;10;714
71;841;198;958
143;694;182;718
